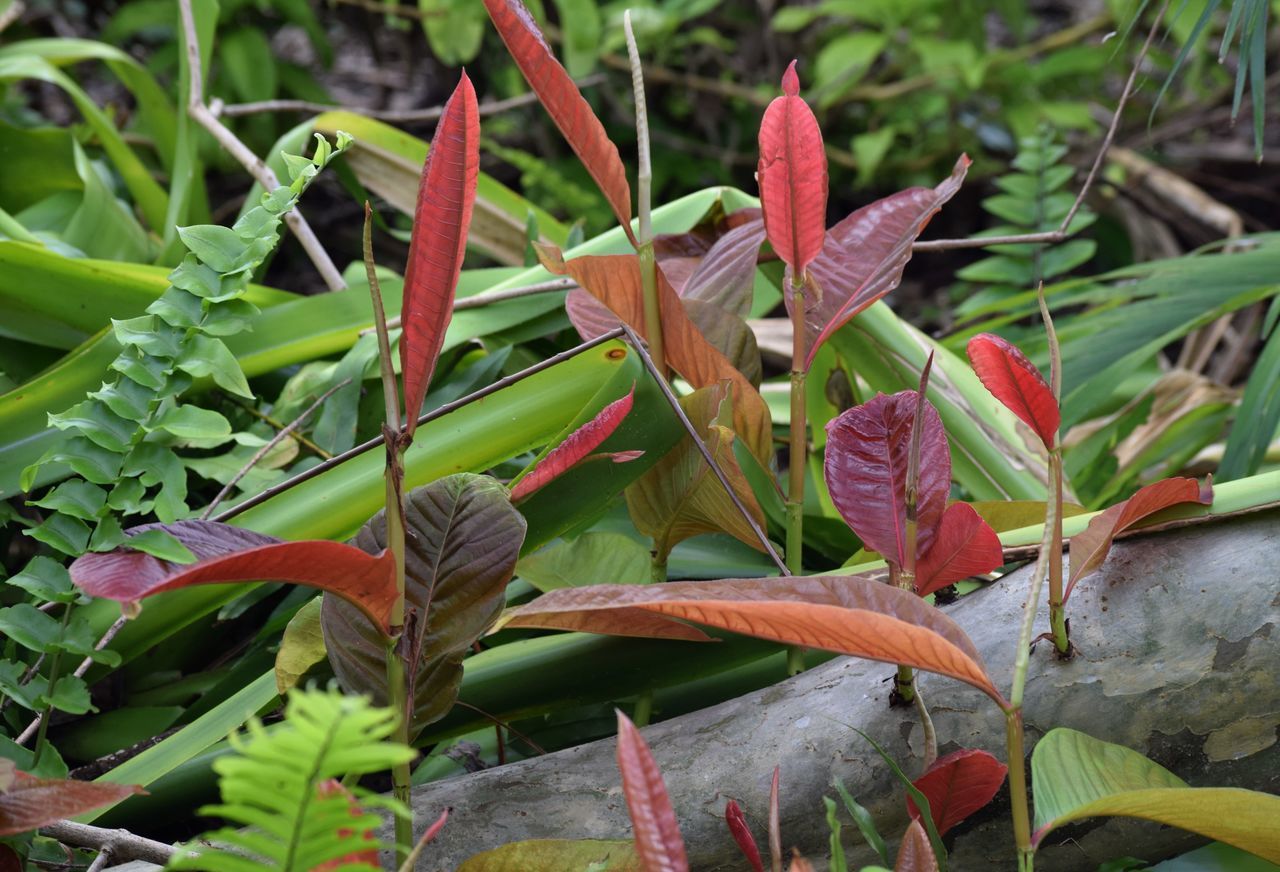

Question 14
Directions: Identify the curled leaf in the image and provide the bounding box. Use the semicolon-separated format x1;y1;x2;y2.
401;72;480;435
511;385;636;501
616;711;689;872
966;333;1059;449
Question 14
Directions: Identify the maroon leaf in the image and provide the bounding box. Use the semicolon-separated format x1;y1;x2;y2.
824;391;950;568
401;72;480;437
893;819;938;872
915;503;1003;597
565;287;623;340
757;61;827;278
1066;477;1213;601
681;220;767;318
616;710;689;872
483;0;635;246
804;156;969;368
511;386;636;501
725;801;765;872
966;333;1059;449
0;767;143;836
71;520;398;635
907;749;1008;836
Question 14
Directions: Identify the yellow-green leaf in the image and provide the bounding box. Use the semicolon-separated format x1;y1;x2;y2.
274;597;327;695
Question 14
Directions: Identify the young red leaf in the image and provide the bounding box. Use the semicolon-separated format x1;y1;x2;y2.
71;520;398;635
400;72;480;437
483;0;635;246
1067;477;1213;601
616;710;689;872
824;391;950;568
803;156;969;368
906;749;1008;837
498;575;1004;705
893;819;938;872
757;61;827;278
966;333;1060;449
725;800;765;872
0;768;143;836
510;385;636;501
915;503;1003;597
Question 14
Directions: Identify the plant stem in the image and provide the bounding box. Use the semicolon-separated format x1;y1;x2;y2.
1047;452;1068;654
625;12;665;377
650;550;668;585
384;634;413;864
633;690;653;727
785;273;808;675
1004;708;1034;871
28;603;74;766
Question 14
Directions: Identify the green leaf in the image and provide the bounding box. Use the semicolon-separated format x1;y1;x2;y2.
516;532;652;592
552;0;601;76
322;474;526;740
0;660;41;710
218;27;277;102
147;403;232;441
48;400;134;453
26;512;91;555
0;604;65;653
825;795;848;872
834;777;890;866
1219;314;1280;481
418;0;486;66
274;598;327;695
174;335;253;399
1030;728;1280;863
8;556;80;603
177;225;247;274
30;480;107;521
41;674;92;715
124;529;197;563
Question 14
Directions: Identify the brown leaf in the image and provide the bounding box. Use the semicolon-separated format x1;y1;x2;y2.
0;771;143;836
616;711;689;871
893;819;938;872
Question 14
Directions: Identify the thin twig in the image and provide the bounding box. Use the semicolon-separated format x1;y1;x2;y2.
201;379;352;519
14;616;129;745
619;324;789;574
83;845;113;872
913;4;1167;254
177;0;345;292
220;392;333;459
40;821;180;867
213;329;629;523
219;78;604;121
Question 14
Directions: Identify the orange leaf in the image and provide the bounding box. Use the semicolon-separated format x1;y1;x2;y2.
483;0;635;245
616;711;689;872
401;72;480;436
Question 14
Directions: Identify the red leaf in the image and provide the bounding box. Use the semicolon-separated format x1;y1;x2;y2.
483;0;635;246
804;156;969;368
915;503;1003;597
893;819;938;872
70;521;398;635
616;711;689;872
725;801;765;872
966;333;1059;448
510;385;636;501
0;769;143;836
401;72;480;436
824;391;950;568
1067;477;1213;601
757;61;827;277
906;749;1007;836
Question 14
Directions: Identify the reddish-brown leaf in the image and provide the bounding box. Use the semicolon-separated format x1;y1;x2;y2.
71;521;398;635
510;386;636;501
538;246;773;462
804;156;969;368
1066;477;1213;601
0;770;143;836
906;749;1008;836
483;0;635;246
681;219;766;318
616;711;689;872
893;819;938;872
787;851;815;872
401;72;480;436
725;801;765;872
966;333;1059;449
757;61;827;277
915;503;1003;597
824;391;950;568
499;576;1004;704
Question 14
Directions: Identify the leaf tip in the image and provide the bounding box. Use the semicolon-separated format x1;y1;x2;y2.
781;60;800;96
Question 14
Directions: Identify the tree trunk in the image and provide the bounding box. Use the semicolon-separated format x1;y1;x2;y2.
404;510;1280;870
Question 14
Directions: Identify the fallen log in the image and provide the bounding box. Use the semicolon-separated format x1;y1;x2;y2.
404;510;1280;870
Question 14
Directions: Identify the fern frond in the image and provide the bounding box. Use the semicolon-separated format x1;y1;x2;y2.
169;687;413;872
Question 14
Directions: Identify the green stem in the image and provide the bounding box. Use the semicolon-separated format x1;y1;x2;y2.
650;548;668;585
30;604;74;768
1005;709;1035;870
633;690;653;727
638;243;665;376
625;11;665;377
1047;451;1068;654
385;635;412;864
785;274;807;675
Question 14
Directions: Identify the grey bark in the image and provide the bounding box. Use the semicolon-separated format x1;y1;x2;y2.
405;510;1280;871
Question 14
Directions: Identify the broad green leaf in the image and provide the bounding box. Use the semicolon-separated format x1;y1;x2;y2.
419;0;486;65
625;384;767;563
517;532;652;591
274;597;327;695
458;839;642;871
1031;728;1280;863
322;474;526;740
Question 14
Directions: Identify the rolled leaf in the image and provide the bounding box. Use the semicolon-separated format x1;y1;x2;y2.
1030;728;1280;862
616;711;689;872
70;520;398;634
322;474;525;739
914;503;1003;597
824;391;950;568
893;820;938;872
725;800;765;872
498;575;1004;704
0;765;143;836
804;155;969;368
401;72;481;436
483;0;635;245
906;749;1007;837
966;333;1059;449
757;61;827;277
511;385;636;501
1066;477;1212;601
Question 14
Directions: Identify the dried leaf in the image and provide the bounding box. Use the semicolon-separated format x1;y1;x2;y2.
966;333;1059;449
616;711;689;872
